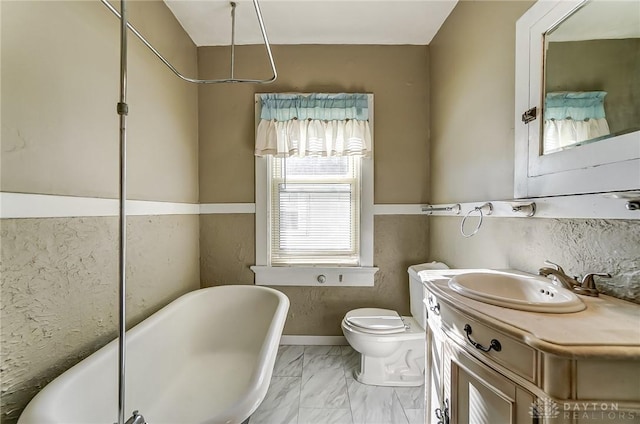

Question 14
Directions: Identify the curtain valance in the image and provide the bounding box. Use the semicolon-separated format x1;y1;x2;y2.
544;91;607;121
543;91;610;151
255;93;372;157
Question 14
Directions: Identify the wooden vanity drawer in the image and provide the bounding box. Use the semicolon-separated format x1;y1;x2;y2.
438;300;537;383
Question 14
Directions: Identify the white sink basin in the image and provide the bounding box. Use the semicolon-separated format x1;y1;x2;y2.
448;271;585;313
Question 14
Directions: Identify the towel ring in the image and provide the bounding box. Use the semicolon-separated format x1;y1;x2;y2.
460;203;493;237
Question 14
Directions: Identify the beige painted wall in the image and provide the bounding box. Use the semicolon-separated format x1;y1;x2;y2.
429;0;639;302
430;0;531;203
1;0;199;202
200;214;430;335
198;45;432;335
198;45;430;204
546;39;640;135
0;2;200;422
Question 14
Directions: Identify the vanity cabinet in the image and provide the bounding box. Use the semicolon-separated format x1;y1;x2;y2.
425;293;535;424
424;280;640;424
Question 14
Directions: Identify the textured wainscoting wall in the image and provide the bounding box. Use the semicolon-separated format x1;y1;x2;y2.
200;215;430;335
0;215;200;423
429;217;640;303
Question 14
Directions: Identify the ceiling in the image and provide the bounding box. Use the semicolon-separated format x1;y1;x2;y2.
164;0;458;47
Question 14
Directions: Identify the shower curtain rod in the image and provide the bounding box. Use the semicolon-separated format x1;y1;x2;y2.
109;1;275;422
100;0;277;84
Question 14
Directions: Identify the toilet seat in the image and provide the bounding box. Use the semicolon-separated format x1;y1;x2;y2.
344;308;407;335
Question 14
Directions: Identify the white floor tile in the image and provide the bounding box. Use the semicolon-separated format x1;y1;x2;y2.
341;345;356;356
304;345;343;356
403;409;425;424
265;345;425;424
274;345;304;377
298;408;353;424
303;351;344;373
341;347;361;380
348;379;396;424
391;391;410;424
300;355;349;409
250;377;300;424
393;385;425;410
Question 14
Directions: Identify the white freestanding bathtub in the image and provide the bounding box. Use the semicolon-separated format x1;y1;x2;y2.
18;285;289;424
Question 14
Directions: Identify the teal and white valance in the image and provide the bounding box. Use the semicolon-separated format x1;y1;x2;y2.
543;91;610;151
544;91;607;121
255;93;372;157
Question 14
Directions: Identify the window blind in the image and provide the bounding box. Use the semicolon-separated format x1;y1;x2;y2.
270;156;361;265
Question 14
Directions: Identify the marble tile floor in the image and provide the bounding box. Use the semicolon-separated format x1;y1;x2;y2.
249;345;425;424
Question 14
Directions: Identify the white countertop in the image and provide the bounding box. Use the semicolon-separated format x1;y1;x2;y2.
420;269;640;359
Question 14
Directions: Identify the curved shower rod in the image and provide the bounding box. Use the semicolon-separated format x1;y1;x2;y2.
100;0;277;84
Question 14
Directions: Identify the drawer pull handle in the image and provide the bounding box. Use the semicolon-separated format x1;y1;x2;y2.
435;399;450;424
428;296;440;315
464;324;502;353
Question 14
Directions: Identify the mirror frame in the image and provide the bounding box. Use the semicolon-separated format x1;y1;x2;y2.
514;0;640;199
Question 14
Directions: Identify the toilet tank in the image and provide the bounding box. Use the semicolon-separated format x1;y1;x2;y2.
408;262;449;329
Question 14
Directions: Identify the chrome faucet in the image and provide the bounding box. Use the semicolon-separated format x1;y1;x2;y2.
538;261;579;290
538;260;611;297
124;411;146;424
574;272;611;297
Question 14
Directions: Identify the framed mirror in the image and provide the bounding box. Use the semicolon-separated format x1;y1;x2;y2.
514;0;640;199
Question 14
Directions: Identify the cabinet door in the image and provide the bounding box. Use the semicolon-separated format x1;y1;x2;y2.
426;327;444;424
445;341;536;424
514;0;640;198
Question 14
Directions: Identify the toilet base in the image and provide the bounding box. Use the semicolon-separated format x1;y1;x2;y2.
352;340;425;387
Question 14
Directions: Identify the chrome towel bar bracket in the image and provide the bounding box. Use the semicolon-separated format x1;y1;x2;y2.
511;202;536;217
422;203;462;215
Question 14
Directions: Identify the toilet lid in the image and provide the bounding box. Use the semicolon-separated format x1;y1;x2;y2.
345;308;406;334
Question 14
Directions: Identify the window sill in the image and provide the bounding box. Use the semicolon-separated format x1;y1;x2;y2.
250;265;378;287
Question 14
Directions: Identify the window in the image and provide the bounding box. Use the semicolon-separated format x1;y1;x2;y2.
270;155;360;266
252;93;377;286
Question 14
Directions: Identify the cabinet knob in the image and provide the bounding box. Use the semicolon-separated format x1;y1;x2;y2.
317;275;326;284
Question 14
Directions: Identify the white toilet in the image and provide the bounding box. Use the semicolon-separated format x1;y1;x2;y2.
341;262;448;387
